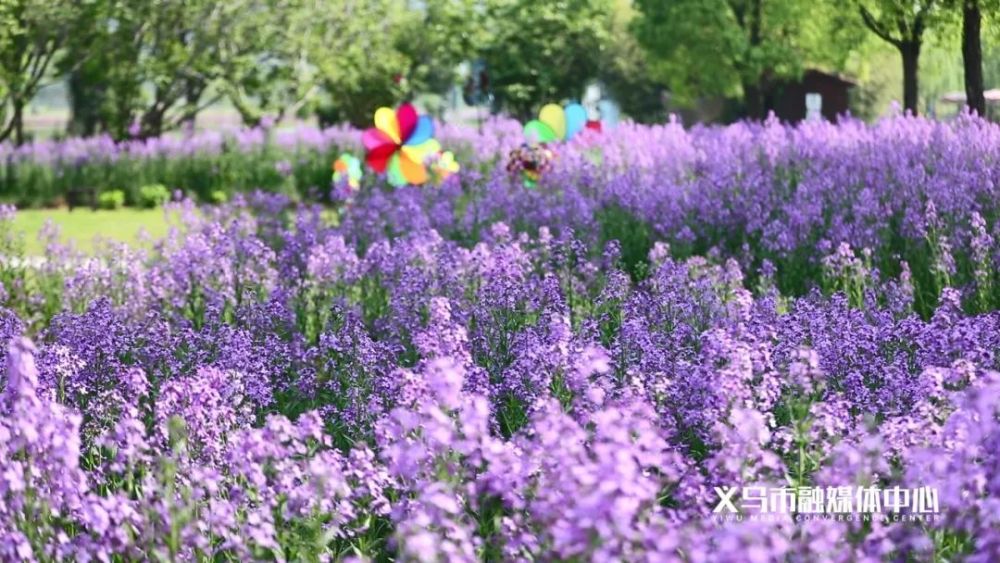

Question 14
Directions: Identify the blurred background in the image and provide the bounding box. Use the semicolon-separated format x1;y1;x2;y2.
3;0;999;142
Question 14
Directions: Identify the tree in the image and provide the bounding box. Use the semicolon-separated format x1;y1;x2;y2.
855;0;941;114
126;0;234;138
632;0;861;120
946;0;1000;117
62;0;125;138
398;0;485;100
311;0;413;127
480;0;613;120
64;0;238;140
0;0;93;144
598;0;668;123
962;1;986;116
216;0;326;127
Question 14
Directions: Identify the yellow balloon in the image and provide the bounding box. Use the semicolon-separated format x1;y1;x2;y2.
374;107;401;144
538;104;566;141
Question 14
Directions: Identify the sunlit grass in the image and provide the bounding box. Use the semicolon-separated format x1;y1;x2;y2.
12;207;173;255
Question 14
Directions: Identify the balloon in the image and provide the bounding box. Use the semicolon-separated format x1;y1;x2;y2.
524;102;594;145
538;104;566;140
396;103;418;142
405;116;435;146
564;103;587;140
524;120;557;143
598;100;620;129
374;107;401;144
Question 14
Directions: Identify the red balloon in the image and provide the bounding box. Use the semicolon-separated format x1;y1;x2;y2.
585;120;602;132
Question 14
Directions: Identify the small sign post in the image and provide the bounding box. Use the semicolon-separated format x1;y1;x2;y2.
806;93;823;121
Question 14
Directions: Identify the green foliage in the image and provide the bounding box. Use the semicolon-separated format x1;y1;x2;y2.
208;190;228;205
3;0;995;144
597;204;652;281
12;208;170;256
8;0;619;133
597;0;667;123
313;0;485;127
853;0;944;113
0;135;349;208
399;0;486;103
0;0;93;143
632;0;866;115
855;0;946;42
137;184;171;209
63;0;232;139
480;0;614;119
218;0;331;126
97;190;125;210
311;0;412;127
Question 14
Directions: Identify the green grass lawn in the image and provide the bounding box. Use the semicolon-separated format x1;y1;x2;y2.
12;208;172;256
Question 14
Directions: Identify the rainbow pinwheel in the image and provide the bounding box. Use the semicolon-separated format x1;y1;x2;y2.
362;103;440;187
523;102;589;144
430;151;460;184
332;153;363;190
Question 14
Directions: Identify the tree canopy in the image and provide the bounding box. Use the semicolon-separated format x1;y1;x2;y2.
480;0;614;120
0;0;997;143
632;0;865;118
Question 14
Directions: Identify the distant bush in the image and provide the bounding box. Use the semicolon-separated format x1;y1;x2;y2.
137;184;170;208
208;190;228;204
97;190;125;210
0;126;364;208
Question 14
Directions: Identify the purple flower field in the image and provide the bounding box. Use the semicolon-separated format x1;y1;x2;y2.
2;113;1000;561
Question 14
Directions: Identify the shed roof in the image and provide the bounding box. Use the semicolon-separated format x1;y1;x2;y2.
799;69;857;87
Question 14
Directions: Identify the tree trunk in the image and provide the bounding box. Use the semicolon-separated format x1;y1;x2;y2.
183;80;203;131
962;0;985;117
67;68;102;137
142;108;164;139
743;0;765;120
900;41;921;115
13;99;24;146
744;81;765;120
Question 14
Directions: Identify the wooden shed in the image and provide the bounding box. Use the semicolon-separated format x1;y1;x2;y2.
768;70;856;124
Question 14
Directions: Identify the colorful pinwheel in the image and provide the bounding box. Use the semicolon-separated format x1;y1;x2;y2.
523;103;589;144
430;151;460;184
332;153;362;190
362;103;440;187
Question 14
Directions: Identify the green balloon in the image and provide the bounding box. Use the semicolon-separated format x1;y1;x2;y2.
524;120;557;144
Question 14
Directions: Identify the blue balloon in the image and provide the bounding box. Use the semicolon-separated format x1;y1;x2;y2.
598;100;620;129
405;115;435;145
564;103;587;140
